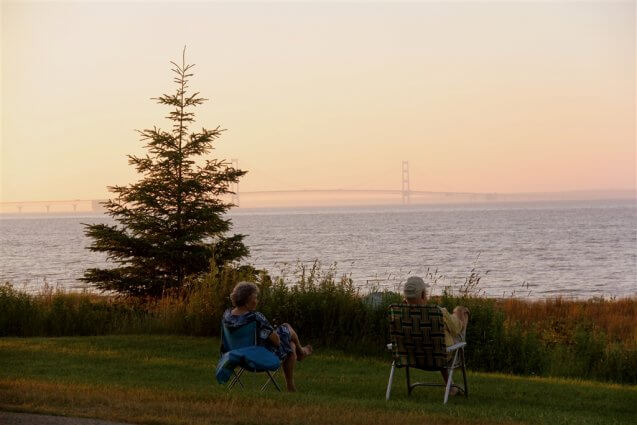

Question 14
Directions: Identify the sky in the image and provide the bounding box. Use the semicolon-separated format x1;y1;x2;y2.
1;0;635;202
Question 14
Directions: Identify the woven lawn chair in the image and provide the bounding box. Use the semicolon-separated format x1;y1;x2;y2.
385;304;468;404
216;321;282;392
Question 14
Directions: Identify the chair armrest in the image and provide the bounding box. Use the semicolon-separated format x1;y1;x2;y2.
445;341;467;352
387;343;393;351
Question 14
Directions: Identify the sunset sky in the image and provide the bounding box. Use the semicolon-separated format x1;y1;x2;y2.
1;0;635;202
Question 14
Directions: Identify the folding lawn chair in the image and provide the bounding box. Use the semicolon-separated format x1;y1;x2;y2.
215;321;282;392
385;304;468;404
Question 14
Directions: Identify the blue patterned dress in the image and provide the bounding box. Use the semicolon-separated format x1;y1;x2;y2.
222;309;293;360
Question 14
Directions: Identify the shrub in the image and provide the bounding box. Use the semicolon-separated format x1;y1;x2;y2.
1;265;635;384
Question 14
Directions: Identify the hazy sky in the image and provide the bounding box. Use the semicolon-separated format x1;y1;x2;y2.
1;0;635;202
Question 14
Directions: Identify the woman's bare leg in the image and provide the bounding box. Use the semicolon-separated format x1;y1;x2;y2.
282;342;298;392
283;323;313;361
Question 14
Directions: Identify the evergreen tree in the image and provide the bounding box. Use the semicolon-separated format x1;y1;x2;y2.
82;49;248;297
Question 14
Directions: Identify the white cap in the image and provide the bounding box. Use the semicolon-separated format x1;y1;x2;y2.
403;276;428;299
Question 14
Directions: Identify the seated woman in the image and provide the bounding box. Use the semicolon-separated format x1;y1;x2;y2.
222;281;312;392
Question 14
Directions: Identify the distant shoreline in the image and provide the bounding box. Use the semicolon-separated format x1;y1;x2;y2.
1;193;635;215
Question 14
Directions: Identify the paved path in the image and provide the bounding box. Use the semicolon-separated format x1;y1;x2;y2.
0;411;132;425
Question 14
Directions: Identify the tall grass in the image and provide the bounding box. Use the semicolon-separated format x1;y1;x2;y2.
0;282;148;336
1;263;635;384
497;297;636;344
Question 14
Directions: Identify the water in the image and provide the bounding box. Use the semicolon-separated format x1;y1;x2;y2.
1;199;635;299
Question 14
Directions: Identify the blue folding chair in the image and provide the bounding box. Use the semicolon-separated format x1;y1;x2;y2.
216;321;282;392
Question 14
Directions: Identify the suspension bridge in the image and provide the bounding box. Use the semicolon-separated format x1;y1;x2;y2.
0;161;499;213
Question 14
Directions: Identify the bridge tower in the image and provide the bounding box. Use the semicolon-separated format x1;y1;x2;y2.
401;160;410;205
230;158;240;207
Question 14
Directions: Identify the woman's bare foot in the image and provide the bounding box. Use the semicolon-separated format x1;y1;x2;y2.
297;344;313;361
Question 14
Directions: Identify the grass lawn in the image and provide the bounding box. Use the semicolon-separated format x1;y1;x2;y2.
0;336;634;425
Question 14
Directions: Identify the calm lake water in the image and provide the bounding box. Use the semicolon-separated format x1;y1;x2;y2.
1;200;635;299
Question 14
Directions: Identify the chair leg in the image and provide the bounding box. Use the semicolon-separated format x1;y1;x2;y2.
261;370;282;392
443;367;454;404
236;368;246;389
461;349;468;397
260;369;272;391
444;351;459;404
405;366;411;395
385;361;396;401
228;368;245;390
227;370;238;390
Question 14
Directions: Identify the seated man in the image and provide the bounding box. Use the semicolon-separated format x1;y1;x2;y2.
402;276;469;394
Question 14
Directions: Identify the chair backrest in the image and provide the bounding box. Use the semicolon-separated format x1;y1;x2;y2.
221;321;258;352
388;303;447;370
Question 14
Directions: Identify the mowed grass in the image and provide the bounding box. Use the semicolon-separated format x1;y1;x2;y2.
0;336;634;425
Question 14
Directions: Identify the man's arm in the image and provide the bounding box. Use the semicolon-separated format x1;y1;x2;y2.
441;307;462;337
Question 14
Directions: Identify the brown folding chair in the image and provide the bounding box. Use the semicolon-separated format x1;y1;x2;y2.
385;304;468;404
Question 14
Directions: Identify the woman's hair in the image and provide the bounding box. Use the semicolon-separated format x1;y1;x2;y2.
230;281;259;307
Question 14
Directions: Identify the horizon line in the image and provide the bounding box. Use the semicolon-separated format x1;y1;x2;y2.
1;188;635;205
